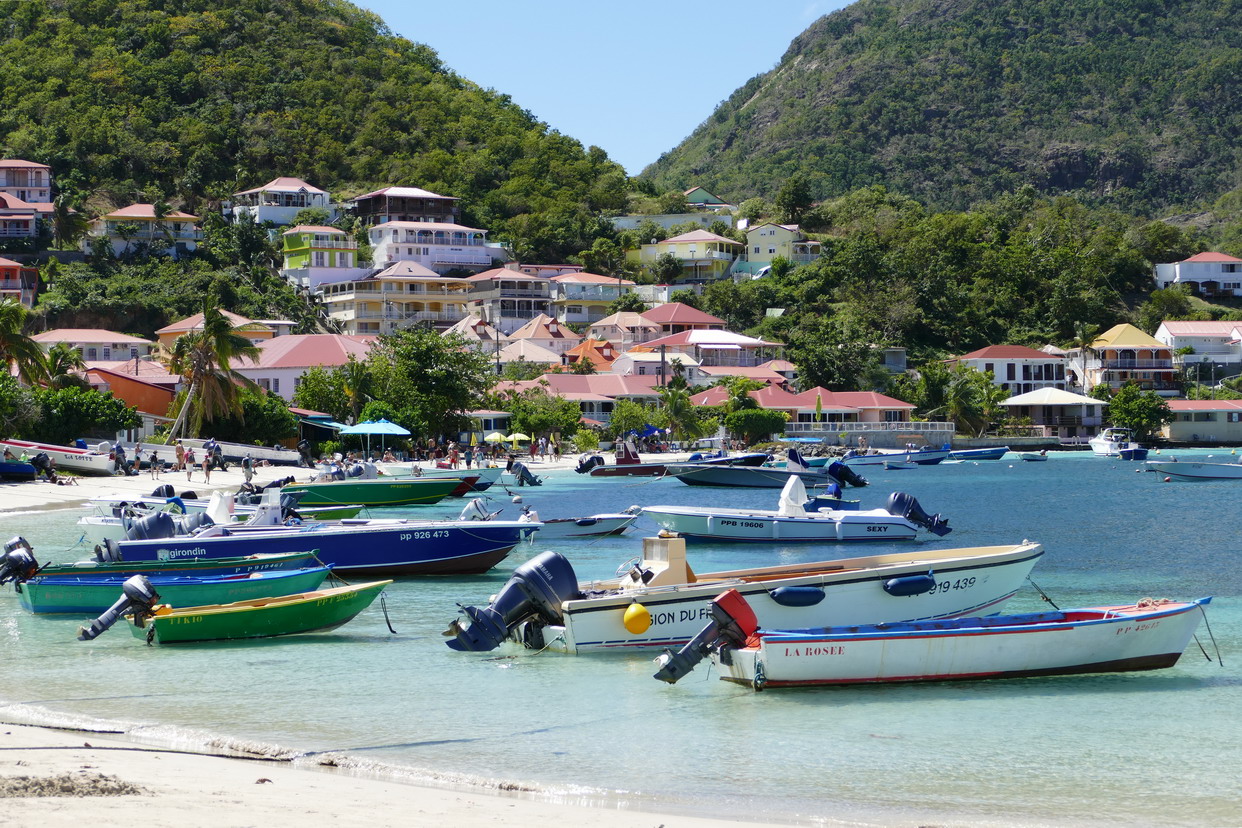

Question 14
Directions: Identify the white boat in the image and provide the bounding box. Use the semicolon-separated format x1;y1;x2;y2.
1019;451;1049;462
653;591;1210;689
519;506;641;539
179;438;304;466
841;445;953;466
883;459;919;470
383;464;505;492
1146;458;1242;480
1088;428;1145;457
0;438;115;475
639;476;949;542
444;535;1045;654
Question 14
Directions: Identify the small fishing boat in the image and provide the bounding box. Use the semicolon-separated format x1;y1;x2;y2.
77;578;392;644
1146;458;1242;480
842;445;952;466
653;590;1211;689
15;565;332;614
518;506;641;539
444;535;1045;654
386;464;504;493
0;438;115;475
282;476;461;507
947;446;1010;461
883;459;918;470
640;477;949;543
1119;446;1150;461
1088;428;1146;458
0;460;36;481
1019;451;1049;462
665;450;868;489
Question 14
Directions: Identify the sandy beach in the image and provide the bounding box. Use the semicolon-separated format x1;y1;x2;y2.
0;450;793;828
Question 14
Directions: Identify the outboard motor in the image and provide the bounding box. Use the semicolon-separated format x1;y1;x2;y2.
574;454;604;474
175;511;214;535
122;511;178;541
77;575;161;641
95;539;124;563
444;551;581;652
0;537;38;585
786;448;810;470
827;460;869;488
885;491;952;536
511;461;541;487
150;484;176;499
653;589;759;684
347;463;365;478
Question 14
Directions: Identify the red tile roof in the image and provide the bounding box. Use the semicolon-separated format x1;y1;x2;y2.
466;268;548;283
956;345;1062;361
282;225;344;235
104;204;198;221
34;329;154;345
640;303;726;326
238;334;376;370
157;310;260;335
0;159;50;169
508;314;582;342
234;177;326;196
1181;252;1242;263
660;229;742;246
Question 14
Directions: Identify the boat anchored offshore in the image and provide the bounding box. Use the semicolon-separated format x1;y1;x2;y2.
1146;457;1242;480
1088;428;1147;458
665;449;868;489
444;534;1045;655
653;590;1213;689
640;476;949;542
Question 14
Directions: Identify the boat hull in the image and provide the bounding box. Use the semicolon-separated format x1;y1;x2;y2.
1146;460;1242;480
130;581;391;643
538;543;1044;653
588;463;668;477
529;514;639;539
108;521;534;576
0;439;115;475
948;447;1010;461
33;552;320;579
713;599;1209;688
843;448;952;466
18;566;331;614
282;477;460;506
665;464;837;488
180;439;304;466
641;506;918;542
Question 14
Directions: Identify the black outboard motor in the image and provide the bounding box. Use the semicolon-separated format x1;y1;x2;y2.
122;511;178;541
30;452;51;477
574;454;604;474
445;551;581;651
827;460;869;488
511;461;541;487
78;575;161;641
0;537;38;585
885;491;952;536
175;511;214;535
653;589;759;684
151;484;176;499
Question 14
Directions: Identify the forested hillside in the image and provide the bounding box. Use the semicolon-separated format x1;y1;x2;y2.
0;0;627;261
644;0;1242;215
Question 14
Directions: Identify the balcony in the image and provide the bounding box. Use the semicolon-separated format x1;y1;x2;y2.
336;309;462;323
554;286;626;302
1097;359;1173;370
285;237;358;250
0;227;35;237
783;421;956;435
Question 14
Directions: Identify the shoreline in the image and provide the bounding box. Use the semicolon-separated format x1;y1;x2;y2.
0;720;802;827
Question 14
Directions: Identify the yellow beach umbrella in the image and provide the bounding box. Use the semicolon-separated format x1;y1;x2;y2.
507;432;531;442
484;432;506;443
470;432;478;447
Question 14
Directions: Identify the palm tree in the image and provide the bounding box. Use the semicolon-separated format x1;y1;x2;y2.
0;298;48;384
51;194;91;250
1068;321;1100;393
45;342;89;389
164;301;260;439
340;355;371;423
658;384;705;442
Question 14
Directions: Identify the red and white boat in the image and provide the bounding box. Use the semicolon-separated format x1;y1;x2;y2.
653;590;1211;689
0;439;115;475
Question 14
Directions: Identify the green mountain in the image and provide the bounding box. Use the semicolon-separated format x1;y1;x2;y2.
643;0;1242;215
0;0;627;260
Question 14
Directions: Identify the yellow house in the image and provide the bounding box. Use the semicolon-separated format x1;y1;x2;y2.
630;229;742;283
744;223;822;270
156;310;289;348
1067;323;1179;396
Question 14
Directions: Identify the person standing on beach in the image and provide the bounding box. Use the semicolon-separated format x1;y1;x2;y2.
242;453;254;484
184;448;195;481
148;449;160;478
201;450;211;483
174;439;185;471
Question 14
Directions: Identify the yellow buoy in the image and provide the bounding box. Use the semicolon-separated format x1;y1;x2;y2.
622;602;651;634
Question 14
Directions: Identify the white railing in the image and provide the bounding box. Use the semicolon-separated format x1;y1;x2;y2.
0;228;35;237
783;421;956;435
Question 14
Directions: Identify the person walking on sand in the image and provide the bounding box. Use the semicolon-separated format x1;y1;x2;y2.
148;449;160;479
201;450;211;483
184;447;195;482
242;453;254;484
174;439;185;472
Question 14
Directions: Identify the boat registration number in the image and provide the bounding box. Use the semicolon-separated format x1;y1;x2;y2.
402;531;450;541
927;577;976;594
719;520;765;529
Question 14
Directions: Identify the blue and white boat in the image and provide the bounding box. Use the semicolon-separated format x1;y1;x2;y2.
947;446;1010;461
665;450;868;489
1088;428;1146;458
842;444;953;466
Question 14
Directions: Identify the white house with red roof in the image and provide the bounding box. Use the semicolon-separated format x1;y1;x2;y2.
629;329;783;368
496;373;663;425
1154;252;1242;297
32;329;155;361
368;220;508;274
350;186;459;226
1162;399;1242;443
948;344;1067;396
233;334;376;400
549;272;636;325
505;313;582;355
0;193;52;242
317;260;473;335
586;311;661;347
1153;320;1242;367
231;177;332;226
608;350;704;384
84;204;201;258
639;302;726;334
0;159;52;204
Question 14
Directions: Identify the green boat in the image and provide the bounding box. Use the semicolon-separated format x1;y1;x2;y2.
34;551;321;579
282;477;459;507
127;580;392;644
19;566;332;614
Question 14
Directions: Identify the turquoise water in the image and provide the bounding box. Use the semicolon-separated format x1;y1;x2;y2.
2;450;1241;826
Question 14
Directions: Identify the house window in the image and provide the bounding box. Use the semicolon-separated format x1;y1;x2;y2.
767;247;776;254
1228;412;1241;423
336;252;349;267
753;246;759;254
313;252;326;267
102;347;111;360
271;378;279;393
86;348;97;359
1006;364;1015;381
257;379;270;391
984;363;993;374
130;348;139;359
884;410;902;422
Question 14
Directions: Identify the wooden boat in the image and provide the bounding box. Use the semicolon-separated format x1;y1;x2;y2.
947;446;1010;461
0;438;115;475
654;591;1211;689
17;565;332;614
444;535;1045;655
124;580;393;644
1146;458;1242;480
640;477;949;542
282;476;460;507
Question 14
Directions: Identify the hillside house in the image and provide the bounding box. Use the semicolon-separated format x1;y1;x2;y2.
232;177;332;226
586;312;661;348
368;220;507;274
736;223;821;276
157;311;291;348
631;229;742;283
33;329;154;361
1154;252;1242;298
631;329;782;368
350;186;460;226
550;272;636;326
0;159;52;204
949;345;1067;396
84;204;201;258
466;269;553;334
1065;323;1179;396
318;261;472;335
639;302;726;335
1153;321;1242;369
281;225;370;289
505;313;582;356
233;334;376;400
0;256;38;307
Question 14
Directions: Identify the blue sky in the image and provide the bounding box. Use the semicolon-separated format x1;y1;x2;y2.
361;1;849;176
